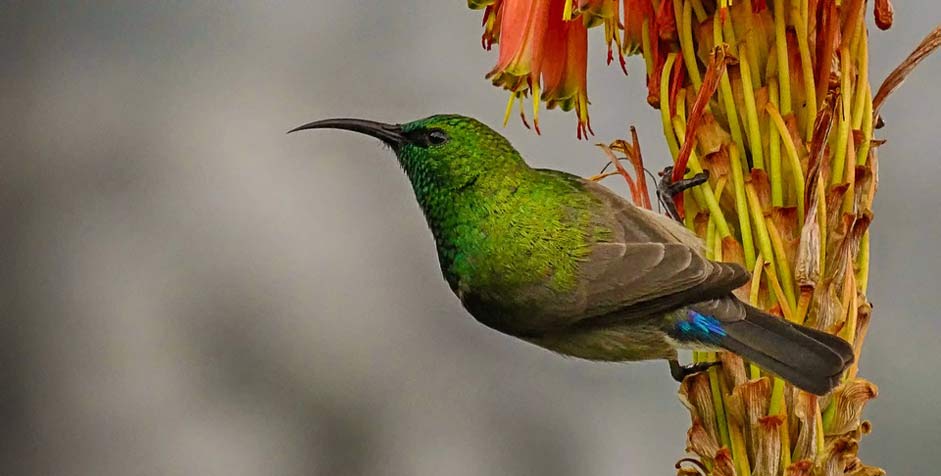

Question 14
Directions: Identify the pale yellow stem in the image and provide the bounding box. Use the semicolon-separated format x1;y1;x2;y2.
729;145;758;268
660;53;681;160
765;217;798;312
678;0;703;90
739;44;765;170
831;46;853;186
766;103;806;224
714;14;748;164
768;78;784;206
792;7;818;141
773;0;793;114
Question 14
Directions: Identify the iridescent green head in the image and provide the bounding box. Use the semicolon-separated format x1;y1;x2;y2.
288;114;528;189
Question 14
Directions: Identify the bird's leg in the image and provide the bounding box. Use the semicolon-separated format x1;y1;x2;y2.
669;359;720;382
656;167;710;223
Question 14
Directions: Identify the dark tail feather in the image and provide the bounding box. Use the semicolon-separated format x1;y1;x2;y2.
719;305;855;395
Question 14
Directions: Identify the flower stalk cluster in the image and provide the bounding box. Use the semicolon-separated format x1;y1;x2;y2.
469;1;941;475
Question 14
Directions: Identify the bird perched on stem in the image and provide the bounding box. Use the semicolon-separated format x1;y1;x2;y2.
290;114;853;395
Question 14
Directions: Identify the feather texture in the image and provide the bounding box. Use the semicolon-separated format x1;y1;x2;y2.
319;114;856;395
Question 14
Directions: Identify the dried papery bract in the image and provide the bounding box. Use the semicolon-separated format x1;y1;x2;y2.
679;372;720;446
677;465;707;476
753;415;783;476
687;421;721;464
873;26;941;117
823;379;878;436
786;460;813;476
712;449;737;476
818;436;859;476
717;351;747;389
467;2;941;475
791;392;819;463
726;378;770;440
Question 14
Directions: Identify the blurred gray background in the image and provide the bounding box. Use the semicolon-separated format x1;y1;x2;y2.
2;2;939;475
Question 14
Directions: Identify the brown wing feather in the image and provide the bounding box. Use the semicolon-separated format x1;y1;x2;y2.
569;178;749;323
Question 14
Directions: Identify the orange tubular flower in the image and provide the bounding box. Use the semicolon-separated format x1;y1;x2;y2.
621;0;653;55
486;0;551;96
477;0;600;137
575;0;625;72
470;0;504;50
541;0;593;139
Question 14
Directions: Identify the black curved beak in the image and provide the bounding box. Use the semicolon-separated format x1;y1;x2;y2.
287;118;406;147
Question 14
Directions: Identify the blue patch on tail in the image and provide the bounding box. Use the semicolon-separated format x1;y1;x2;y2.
673;310;727;344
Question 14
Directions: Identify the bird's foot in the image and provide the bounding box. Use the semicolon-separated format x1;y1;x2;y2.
669;359;720;382
656;167;710;222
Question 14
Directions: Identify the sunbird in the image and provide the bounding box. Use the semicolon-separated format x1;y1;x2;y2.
290;114;853;395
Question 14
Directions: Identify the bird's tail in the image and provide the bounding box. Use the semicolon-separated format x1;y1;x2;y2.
717;305;855;395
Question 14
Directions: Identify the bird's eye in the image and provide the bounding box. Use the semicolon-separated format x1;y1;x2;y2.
427;130;449;146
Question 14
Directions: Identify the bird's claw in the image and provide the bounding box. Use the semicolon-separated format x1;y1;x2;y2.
656;167;710;222
669;359;720;382
659;167;710;195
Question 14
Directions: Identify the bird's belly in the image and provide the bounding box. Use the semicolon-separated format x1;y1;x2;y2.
522;322;677;362
456;284;676;362
455;283;586;337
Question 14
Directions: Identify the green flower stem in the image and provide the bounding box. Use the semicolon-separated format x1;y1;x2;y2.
768;79;784;206
707;181;727;265
714;15;748;166
706;208;717;260
842;0;865;56
676;0;702;90
641;19;655;79
857;230;871;292
795;290;812;326
748;254;765;380
728;145;757;269
831;45;853;186
763;263;794;433
763;254;795;321
708;363;732;449
741;5;763;90
767;103;806;224
720;7;739;57
744;181;778;299
822;399;837;432
660;53;682;160
843;130;857;213
852;32;870;131
728;412;753;476
739;44;765;170
792;7;818;141
749;254;764;306
773;0;793;115
815;404;826;454
765;217;798;312
765;259;791;419
856;85;874;166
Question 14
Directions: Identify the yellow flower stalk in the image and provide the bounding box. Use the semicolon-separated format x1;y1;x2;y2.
468;1;940;474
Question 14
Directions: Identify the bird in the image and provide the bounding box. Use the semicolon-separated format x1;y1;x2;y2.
289;113;854;395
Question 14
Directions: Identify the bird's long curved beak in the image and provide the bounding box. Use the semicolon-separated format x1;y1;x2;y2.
287;118;406;147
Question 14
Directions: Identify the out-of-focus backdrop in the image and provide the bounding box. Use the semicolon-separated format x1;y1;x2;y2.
1;2;939;475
